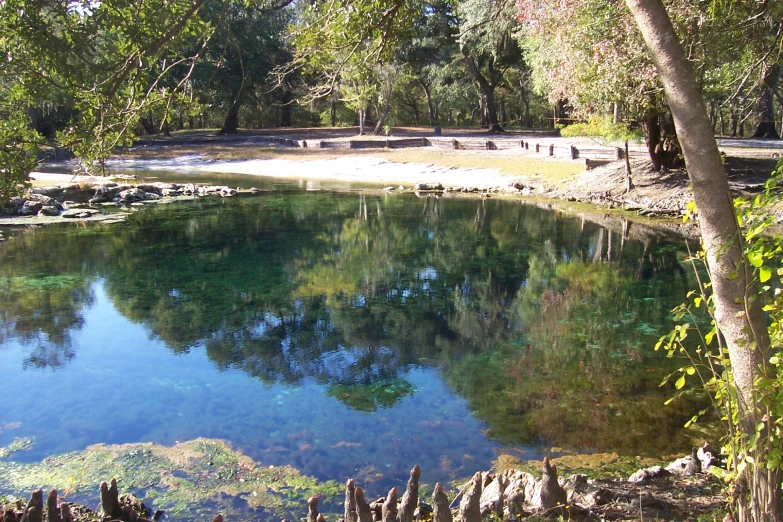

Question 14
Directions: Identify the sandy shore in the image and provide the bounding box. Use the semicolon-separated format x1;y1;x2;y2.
33;154;522;190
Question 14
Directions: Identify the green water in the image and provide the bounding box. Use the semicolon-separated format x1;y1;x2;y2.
0;190;710;517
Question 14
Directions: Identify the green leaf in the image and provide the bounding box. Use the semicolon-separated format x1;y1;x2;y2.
760;266;773;283
675;374;686;390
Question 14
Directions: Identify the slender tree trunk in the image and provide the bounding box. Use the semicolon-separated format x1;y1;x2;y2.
613;102;620;125
358;108;365;135
626;2;783;522
623;141;633;193
373;76;392;136
421;81;436;126
519;80;531;128
730;99;738;137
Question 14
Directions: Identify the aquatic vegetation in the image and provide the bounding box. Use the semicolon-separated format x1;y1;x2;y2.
0;438;32;459
493;453;663;479
0;439;340;521
326;378;416;412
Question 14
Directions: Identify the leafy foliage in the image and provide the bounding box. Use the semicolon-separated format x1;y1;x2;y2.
657;161;783;511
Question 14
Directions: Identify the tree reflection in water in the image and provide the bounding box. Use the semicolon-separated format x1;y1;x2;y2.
0;193;710;456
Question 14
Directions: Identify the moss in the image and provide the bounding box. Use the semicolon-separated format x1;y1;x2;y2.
0;439;339;520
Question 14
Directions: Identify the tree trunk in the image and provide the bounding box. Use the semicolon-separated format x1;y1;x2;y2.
641;107;682;171
374;76;392;136
641;107;662;171
499;100;507;125
613;103;620;125
730;99;738;137
373;101;391;135
280;90;293;127
141;116;155;135
753;67;780;139
219;101;240;135
461;48;503;132
358;108;365;135
421;81;436;126
623;141;633;193
626;2;783;522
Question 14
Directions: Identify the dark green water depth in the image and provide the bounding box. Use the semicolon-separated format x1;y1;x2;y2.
0;190;708;511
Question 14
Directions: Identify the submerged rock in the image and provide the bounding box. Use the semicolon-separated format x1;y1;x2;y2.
413;182;443;191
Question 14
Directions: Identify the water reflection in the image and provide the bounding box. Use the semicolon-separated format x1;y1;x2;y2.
0;193;707;469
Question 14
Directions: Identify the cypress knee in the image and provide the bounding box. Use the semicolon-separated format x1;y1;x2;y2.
306;496;321;522
382;488;397;522
345;480;358;522
398;465;420;522
459;473;481;522
355;487;374;522
534;458;567;510
46;491;61;522
432;483;452;522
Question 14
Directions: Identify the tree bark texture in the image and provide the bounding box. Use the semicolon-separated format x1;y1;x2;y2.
625;1;782;521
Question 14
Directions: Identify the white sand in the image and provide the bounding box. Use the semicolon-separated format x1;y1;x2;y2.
33;154;521;189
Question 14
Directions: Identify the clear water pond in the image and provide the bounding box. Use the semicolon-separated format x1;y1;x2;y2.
0;188;708;519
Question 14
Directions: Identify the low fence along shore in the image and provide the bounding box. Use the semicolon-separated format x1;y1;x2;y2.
263;135;647;171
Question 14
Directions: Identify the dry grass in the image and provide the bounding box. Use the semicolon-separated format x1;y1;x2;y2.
374;149;582;181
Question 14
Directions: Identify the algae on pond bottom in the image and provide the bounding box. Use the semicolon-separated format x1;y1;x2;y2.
493;452;664;479
0;438;341;521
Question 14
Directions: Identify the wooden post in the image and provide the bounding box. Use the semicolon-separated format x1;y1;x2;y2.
615;147;622;160
485;140;491;150
570;145;578;159
584;158;592;171
535;143;540;153
524;142;529;150
548;144;554;156
520;140;525;148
